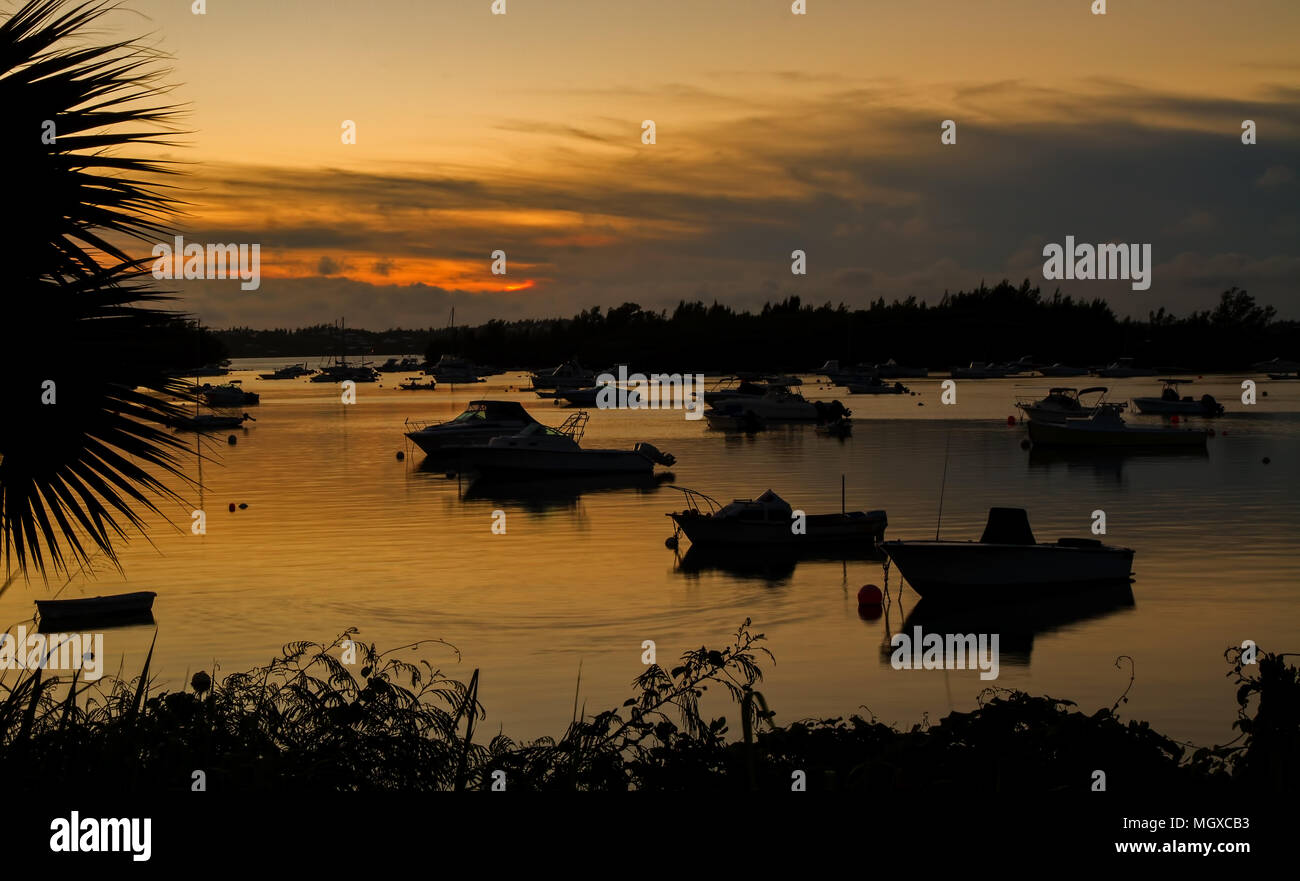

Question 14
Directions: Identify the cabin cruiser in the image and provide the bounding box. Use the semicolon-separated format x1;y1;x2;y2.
703;377;773;405
1094;358;1157;378
200;381;259;406
1026;403;1208;448
704;386;821;420
425;354;486;383
310;361;379;383
404;400;540;455
1015;386;1111;424
881;507;1135;601
377;356;424;373
530;360;596;390
444;412;675;476
951;357;1035;379
1131;379;1224;416
258;363;315;380
847;377;909;395
1038;363;1089;377
667;487;886;547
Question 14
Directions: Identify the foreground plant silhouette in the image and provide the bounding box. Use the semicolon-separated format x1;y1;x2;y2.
1;621;1294;793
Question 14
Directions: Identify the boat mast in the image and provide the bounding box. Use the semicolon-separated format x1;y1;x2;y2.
935;432;951;540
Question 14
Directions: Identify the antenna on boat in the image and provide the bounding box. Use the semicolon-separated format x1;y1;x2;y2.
935;431;951;540
841;474;846;516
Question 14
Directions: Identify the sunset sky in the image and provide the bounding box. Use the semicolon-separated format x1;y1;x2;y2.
89;0;1300;326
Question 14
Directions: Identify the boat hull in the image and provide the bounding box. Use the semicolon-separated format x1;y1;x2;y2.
36;591;157;630
670;511;886;546
882;541;1134;601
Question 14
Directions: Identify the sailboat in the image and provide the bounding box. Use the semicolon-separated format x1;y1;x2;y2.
310;318;378;382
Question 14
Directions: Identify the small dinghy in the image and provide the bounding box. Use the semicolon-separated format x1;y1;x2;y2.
36;591;157;630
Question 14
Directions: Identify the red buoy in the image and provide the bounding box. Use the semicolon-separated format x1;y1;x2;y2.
228;503;236;512
857;584;883;605
1006;415;1017;426
1170;414;1180;424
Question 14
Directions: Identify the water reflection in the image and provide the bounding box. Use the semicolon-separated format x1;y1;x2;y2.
673;544;882;584
461;472;677;512
880;580;1136;665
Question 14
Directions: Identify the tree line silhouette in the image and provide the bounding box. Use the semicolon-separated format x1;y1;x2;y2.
216;280;1296;373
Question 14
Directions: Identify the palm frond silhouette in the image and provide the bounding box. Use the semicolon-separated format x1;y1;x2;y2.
0;0;196;578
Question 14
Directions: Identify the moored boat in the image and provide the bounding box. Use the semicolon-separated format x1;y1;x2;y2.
530;360;596;390
1094;358;1158;378
404;400;540;455
1132;379;1224;416
36;591;157;629
200;381;259;407
1026;404;1208;447
1016;386;1111;424
258;363;315;380
445;412;675;475
881;507;1134;602
667;487;886;547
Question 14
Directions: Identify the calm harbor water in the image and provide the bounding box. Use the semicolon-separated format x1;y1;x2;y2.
5;362;1298;747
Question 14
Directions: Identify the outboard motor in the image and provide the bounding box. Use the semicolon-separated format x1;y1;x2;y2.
635;443;676;467
815;400;851;421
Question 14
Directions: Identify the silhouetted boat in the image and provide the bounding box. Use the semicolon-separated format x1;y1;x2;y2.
847;377;909;394
881;508;1134;601
530;360;595;390
445;412;675;475
1016;386;1111;424
1038;363;1090;377
258;363;315;380
1132;379;1224;416
667;487;886;547
1094;358;1157;378
397;377;438;390
36;591;156;629
425;354;486;383
200;381;259;406
1027;404;1208;447
377;356;423;373
405;400;540;454
170;412;252;431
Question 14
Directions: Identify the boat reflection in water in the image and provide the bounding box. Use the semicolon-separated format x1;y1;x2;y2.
459;471;676;514
879;580;1136;665
674;543;882;584
1026;444;1209;483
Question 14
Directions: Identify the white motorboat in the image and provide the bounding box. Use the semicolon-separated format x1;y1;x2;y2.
446;412;675;475
881;507;1135;601
1016;386;1112;424
1026;403;1208;448
667;487;886;547
405;400;540;455
1131;379;1224;417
